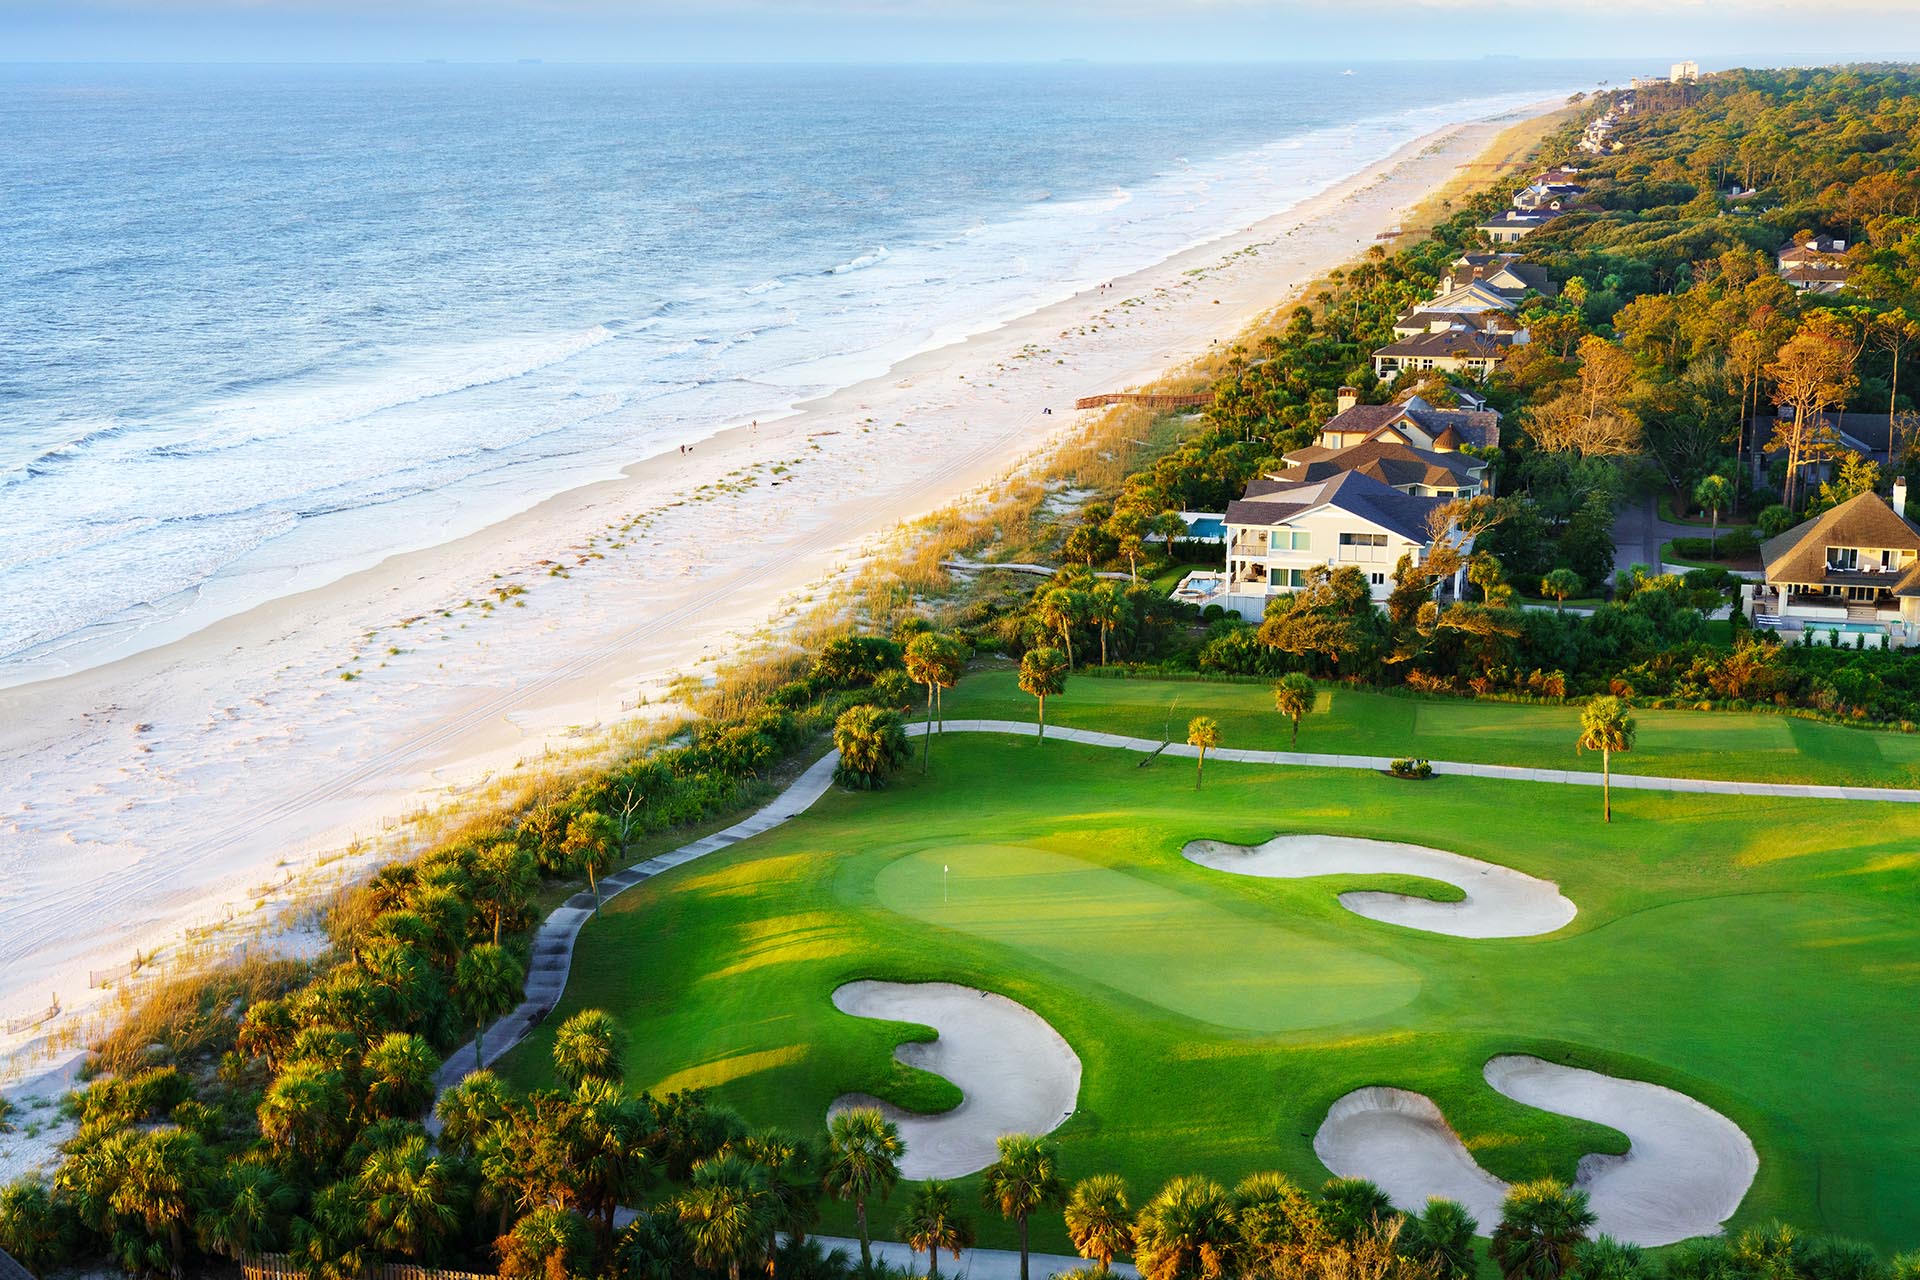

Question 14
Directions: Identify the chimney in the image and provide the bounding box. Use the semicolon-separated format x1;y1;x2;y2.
1336;387;1359;415
1896;478;1909;517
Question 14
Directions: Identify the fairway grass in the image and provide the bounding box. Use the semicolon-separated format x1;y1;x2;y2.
874;845;1421;1033
941;669;1920;788
499;718;1920;1251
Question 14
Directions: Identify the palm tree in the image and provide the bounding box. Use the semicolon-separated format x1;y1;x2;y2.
1576;696;1637;823
1402;1198;1478;1280
899;1179;975;1280
904;632;944;773
197;1163;294;1263
981;1133;1066;1280
562;810;620;915
1186;717;1221;790
1489;1180;1596;1280
1571;1235;1651;1280
1018;648;1069;741
357;1135;462;1262
739;1130;821;1261
434;1070;511;1156
1318;1177;1395;1244
108;1127;214;1280
904;634;968;773
553;1009;625;1089
1132;1175;1237;1280
1271;674;1314;749
832;704;912;790
927;635;967;734
256;1061;352;1165
1540;569;1583;613
1063;1174;1133;1274
472;842;537;946
497;1206;598;1280
454;943;526;1070
361;1031;441;1119
1230;1171;1324;1280
1088;582;1130;666
1694;474;1734;554
678;1153;776;1280
822;1107;903;1272
1037;588;1089;668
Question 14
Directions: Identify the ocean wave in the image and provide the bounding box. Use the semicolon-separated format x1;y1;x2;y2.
126;325;619;464
828;246;889;275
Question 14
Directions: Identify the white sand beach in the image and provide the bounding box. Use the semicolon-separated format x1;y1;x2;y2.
0;99;1564;1061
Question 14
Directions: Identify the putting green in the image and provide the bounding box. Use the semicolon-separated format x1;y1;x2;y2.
872;844;1422;1033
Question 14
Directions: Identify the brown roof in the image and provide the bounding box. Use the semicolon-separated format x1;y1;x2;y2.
1373;331;1512;361
1781;263;1851;286
1760;491;1920;589
1322;397;1502;451
1270;440;1482;491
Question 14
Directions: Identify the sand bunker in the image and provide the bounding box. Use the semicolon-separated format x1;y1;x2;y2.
1183;834;1576;938
1314;1055;1757;1246
827;980;1081;1180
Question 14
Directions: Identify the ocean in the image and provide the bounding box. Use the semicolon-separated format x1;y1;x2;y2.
0;60;1628;680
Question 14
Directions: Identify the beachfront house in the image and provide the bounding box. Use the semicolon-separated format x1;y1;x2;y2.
1314;391;1503;455
1777;235;1852;294
1270;437;1488;498
1477;211;1559;245
1209;470;1467;618
1371;328;1514;381
1750;483;1920;647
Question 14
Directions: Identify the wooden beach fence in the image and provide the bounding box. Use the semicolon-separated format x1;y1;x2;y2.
3;998;59;1037
88;958;141;989
1072;392;1213;411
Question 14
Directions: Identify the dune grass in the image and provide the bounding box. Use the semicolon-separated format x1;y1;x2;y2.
497;720;1920;1252
939;668;1920;789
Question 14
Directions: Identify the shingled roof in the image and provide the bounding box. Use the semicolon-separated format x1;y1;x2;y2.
1274;440;1482;492
1372;330;1513;361
1760;491;1920;591
1320;396;1502;451
1227;470;1446;545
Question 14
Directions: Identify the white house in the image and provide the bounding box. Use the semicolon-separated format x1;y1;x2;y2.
1207;470;1469;619
1777;235;1851;294
1751;483;1920;647
1477;211;1559;245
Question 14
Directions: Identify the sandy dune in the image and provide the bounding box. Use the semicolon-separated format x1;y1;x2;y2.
1182;834;1576;938
1314;1055;1758;1246
827;981;1081;1179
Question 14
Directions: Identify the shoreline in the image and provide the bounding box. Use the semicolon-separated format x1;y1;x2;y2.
0;94;1569;1055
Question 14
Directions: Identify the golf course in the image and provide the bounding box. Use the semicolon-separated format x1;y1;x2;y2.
494;676;1920;1252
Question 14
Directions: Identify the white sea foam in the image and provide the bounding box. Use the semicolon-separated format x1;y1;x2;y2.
0;71;1594;681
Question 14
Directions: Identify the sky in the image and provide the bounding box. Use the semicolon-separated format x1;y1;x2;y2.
5;0;1920;64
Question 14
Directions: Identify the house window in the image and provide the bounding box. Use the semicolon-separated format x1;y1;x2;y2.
1340;533;1388;548
1286;568;1312;588
1286;530;1311;551
1371;572;1386;586
1828;547;1859;572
